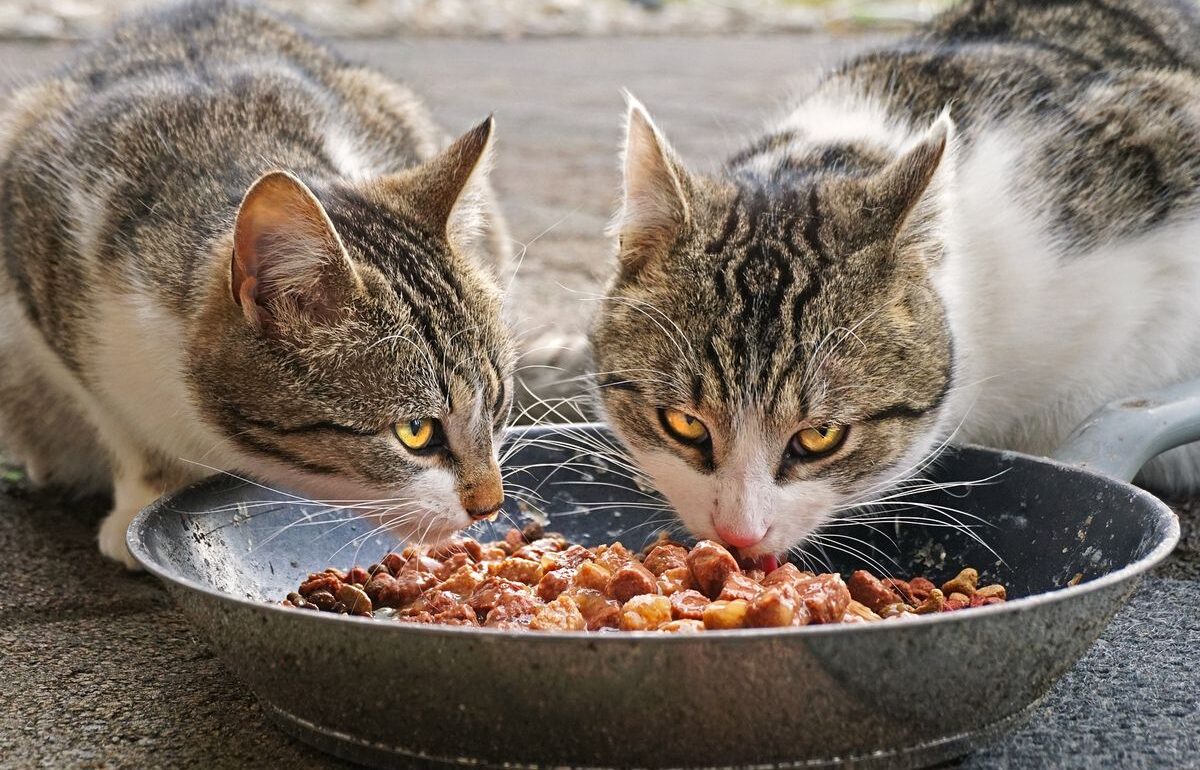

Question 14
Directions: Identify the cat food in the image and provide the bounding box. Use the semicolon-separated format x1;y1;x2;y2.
282;525;1008;631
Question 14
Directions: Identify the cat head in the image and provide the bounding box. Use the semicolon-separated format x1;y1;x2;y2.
591;98;956;562
190;117;513;543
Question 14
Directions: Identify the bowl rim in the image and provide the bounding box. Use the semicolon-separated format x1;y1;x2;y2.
128;427;1180;643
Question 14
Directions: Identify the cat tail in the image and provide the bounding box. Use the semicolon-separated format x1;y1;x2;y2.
512;332;596;426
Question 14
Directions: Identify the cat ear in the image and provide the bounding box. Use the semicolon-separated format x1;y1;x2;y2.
612;94;691;276
383;116;495;250
231;170;359;330
859;113;955;243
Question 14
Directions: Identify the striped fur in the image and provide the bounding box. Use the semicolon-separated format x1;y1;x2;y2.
0;1;514;567
593;0;1200;558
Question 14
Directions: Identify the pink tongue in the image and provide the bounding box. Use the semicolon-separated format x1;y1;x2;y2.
756;554;780;573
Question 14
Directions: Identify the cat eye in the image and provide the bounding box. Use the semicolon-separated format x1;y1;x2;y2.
659;408;710;445
393;418;441;451
789;424;848;458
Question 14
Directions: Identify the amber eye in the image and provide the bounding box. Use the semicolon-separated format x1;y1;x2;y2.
659;408;709;445
789;424;847;458
393;418;438;451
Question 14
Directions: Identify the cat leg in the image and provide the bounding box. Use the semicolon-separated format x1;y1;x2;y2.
97;452;163;570
0;305;111;493
96;437;200;569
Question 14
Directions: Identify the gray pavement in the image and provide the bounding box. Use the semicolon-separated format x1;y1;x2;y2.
0;35;1197;769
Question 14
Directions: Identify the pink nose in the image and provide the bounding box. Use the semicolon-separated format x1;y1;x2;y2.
714;525;765;549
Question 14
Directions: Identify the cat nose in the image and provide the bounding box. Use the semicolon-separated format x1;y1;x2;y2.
461;470;504;521
464;496;505;521
714;524;765;549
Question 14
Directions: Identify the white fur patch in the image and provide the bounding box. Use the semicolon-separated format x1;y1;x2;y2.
939;126;1200;489
323;126;373;182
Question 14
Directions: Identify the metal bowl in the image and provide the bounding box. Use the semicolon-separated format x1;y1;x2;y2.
130;402;1181;769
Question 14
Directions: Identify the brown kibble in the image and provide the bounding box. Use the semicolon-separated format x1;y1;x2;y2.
719;571;763;602
702;599;749;630
1068;572;1084;587
441;553;473;576
908;577;936;602
942;568;979;597
520;520;545;543
642;543;689;576
606;561;659;603
430;537;484;562
847;570;901;613
306;590;337;611
407;589;460;615
467;577;528;612
656;566;694;595
881;578;913;604
543;544;592;572
529;595;587;631
594;542;635;572
878;602;911;619
336;583;372;615
364;573;402;608
660;619;706;633
976;583;1007;600
745;588;798;628
686;540;741;599
513;537;567;561
619;594;672;631
298;574;341;597
569;589;623;630
913;588;945;614
573;561;613;592
292;534;1009;630
670;589;710;620
761;562;812;589
504;528;525;551
796;573;851;624
479;545;508;562
842;599;881;623
437;565;487;598
395;569;438;603
495;557;544;585
536;568;575;602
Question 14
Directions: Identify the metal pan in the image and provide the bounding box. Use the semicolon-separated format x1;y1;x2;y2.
128;382;1188;769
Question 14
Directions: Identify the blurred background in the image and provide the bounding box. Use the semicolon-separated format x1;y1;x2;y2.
0;0;950;38
0;0;950;366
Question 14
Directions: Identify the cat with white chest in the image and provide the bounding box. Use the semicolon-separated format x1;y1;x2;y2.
591;0;1200;562
0;1;516;567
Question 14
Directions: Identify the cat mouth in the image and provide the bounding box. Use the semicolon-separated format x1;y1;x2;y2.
735;549;781;573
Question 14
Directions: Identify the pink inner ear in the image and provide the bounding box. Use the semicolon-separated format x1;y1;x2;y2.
231;238;264;325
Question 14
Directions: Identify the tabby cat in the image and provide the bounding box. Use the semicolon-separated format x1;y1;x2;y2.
592;0;1200;561
0;1;514;567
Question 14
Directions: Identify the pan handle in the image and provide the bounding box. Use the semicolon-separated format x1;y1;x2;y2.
1052;378;1200;482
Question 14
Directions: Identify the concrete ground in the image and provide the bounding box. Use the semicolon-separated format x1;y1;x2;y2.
0;35;1197;769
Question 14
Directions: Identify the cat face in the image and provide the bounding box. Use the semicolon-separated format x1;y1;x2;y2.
190;118;513;542
591;100;956;561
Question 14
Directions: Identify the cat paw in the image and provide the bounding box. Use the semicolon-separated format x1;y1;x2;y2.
98;508;143;570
